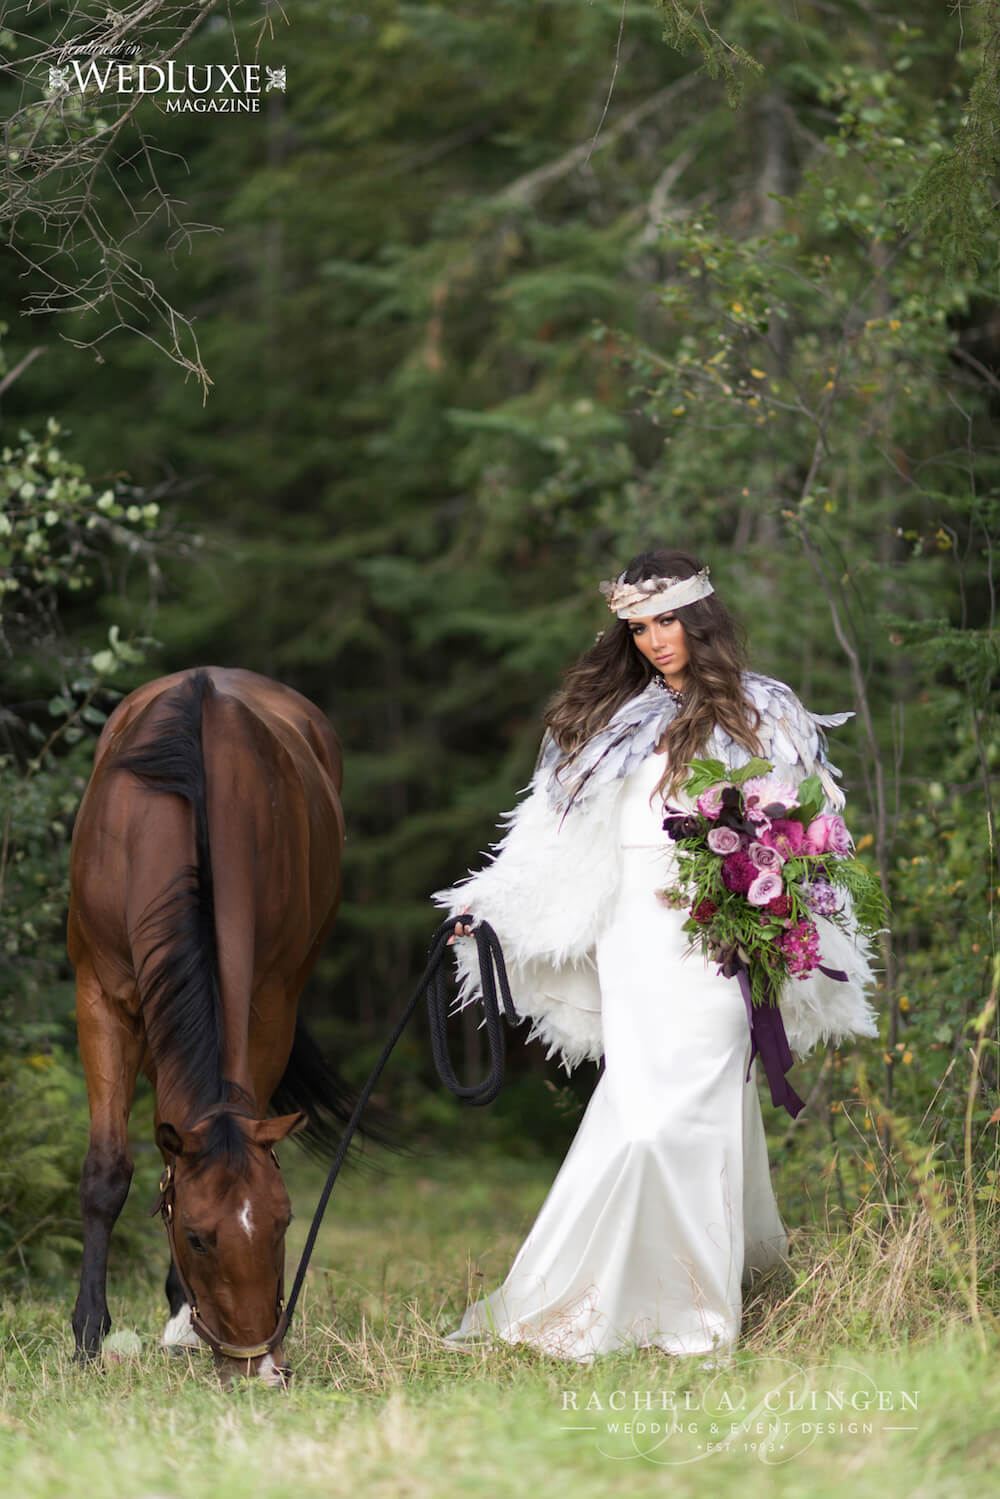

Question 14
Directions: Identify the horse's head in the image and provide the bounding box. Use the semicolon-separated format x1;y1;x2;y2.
155;1109;307;1386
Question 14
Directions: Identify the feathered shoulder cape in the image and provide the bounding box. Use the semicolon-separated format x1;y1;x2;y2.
431;670;880;1076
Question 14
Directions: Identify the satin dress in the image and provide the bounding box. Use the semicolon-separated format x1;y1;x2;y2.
443;748;789;1363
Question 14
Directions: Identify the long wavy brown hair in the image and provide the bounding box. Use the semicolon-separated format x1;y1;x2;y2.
542;546;764;800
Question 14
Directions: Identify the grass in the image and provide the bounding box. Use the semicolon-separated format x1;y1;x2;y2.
2;1139;999;1498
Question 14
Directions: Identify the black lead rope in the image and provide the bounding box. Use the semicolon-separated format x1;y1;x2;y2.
281;915;521;1333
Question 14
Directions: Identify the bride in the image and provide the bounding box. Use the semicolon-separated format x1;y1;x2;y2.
431;546;879;1364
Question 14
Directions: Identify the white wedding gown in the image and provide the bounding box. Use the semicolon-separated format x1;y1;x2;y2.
443;749;789;1363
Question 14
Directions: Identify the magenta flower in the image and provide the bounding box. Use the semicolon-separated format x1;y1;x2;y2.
759;817;807;858
747;870;783;906
748;841;784;871
707;826;743;855
804;813;852;856
696;785;733;820
721;850;756;894
779;918;822;977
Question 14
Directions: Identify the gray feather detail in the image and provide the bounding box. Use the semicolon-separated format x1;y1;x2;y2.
542;680;677;812
536;670;853;815
739;673;853;811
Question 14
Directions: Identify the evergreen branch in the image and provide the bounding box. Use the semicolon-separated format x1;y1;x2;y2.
653;0;764;107
900;0;1000;268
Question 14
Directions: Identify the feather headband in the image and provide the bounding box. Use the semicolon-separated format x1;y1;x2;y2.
598;566;713;618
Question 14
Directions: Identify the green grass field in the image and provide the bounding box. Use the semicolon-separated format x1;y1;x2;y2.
2;1143;998;1498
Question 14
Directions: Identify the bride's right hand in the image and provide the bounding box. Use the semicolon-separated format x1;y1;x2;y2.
446;905;473;945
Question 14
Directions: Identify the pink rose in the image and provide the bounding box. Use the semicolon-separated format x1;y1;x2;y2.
696;785;733;819
748;841;785;871
707;826;742;855
759;818;807;858
747;870;784;906
804;814;852;856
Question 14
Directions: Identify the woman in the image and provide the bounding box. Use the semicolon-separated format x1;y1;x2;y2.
432;547;878;1364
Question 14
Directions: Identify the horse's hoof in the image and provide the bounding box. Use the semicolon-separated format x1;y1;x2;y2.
72;1348;106;1373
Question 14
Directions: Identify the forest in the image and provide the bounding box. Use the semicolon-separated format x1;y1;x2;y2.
0;2;997;1495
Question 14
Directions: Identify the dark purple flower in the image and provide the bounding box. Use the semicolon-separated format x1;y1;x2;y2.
721;850;756;894
663;812;702;841
691;898;719;925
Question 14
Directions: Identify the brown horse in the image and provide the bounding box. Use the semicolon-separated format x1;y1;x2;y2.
68;666;386;1383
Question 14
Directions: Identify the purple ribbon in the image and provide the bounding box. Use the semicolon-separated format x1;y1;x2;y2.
716;953;851;1120
734;968;805;1120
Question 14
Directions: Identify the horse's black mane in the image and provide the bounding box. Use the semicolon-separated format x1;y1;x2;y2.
118;670;250;1175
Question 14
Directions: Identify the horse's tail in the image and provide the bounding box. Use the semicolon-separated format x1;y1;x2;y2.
116;671;239;1141
270;1016;412;1170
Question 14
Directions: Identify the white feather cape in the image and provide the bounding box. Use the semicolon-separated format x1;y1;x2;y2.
431;672;881;1075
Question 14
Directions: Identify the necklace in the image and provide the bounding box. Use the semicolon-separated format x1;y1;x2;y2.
652;674;684;706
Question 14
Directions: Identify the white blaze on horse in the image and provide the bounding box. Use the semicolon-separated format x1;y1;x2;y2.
68;667;394;1382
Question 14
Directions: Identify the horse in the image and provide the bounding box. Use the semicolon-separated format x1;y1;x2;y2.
68;666;389;1383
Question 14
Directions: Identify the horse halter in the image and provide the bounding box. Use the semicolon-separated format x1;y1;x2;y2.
150;1111;290;1366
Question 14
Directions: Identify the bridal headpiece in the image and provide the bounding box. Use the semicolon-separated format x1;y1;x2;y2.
598;565;714;619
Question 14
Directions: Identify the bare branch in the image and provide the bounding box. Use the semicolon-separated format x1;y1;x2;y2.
497;74;701;209
0;0;284;395
0;344;45;399
635;147;696;247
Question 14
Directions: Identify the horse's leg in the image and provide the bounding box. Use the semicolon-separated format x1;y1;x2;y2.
161;1260;200;1352
71;959;143;1361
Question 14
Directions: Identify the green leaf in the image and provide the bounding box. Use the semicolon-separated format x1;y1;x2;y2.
682;757;730;794
729;757;775;785
791;775;825;823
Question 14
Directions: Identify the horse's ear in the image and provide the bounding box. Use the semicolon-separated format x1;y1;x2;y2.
156;1122;185;1157
249;1112;308;1146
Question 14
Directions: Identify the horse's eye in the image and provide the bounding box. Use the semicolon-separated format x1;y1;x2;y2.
185;1230;209;1255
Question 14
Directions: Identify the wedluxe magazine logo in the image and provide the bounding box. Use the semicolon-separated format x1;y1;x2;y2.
47;41;284;114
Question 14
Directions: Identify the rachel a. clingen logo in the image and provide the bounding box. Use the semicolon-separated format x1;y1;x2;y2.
46;58;285;113
557;1358;919;1466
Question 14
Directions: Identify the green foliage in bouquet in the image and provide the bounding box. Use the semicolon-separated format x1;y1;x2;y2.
659;759;890;1008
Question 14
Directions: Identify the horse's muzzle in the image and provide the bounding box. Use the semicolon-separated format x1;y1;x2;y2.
215;1347;290;1388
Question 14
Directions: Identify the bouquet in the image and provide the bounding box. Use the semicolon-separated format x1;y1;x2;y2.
657;756;888;1118
659;756;888;1009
